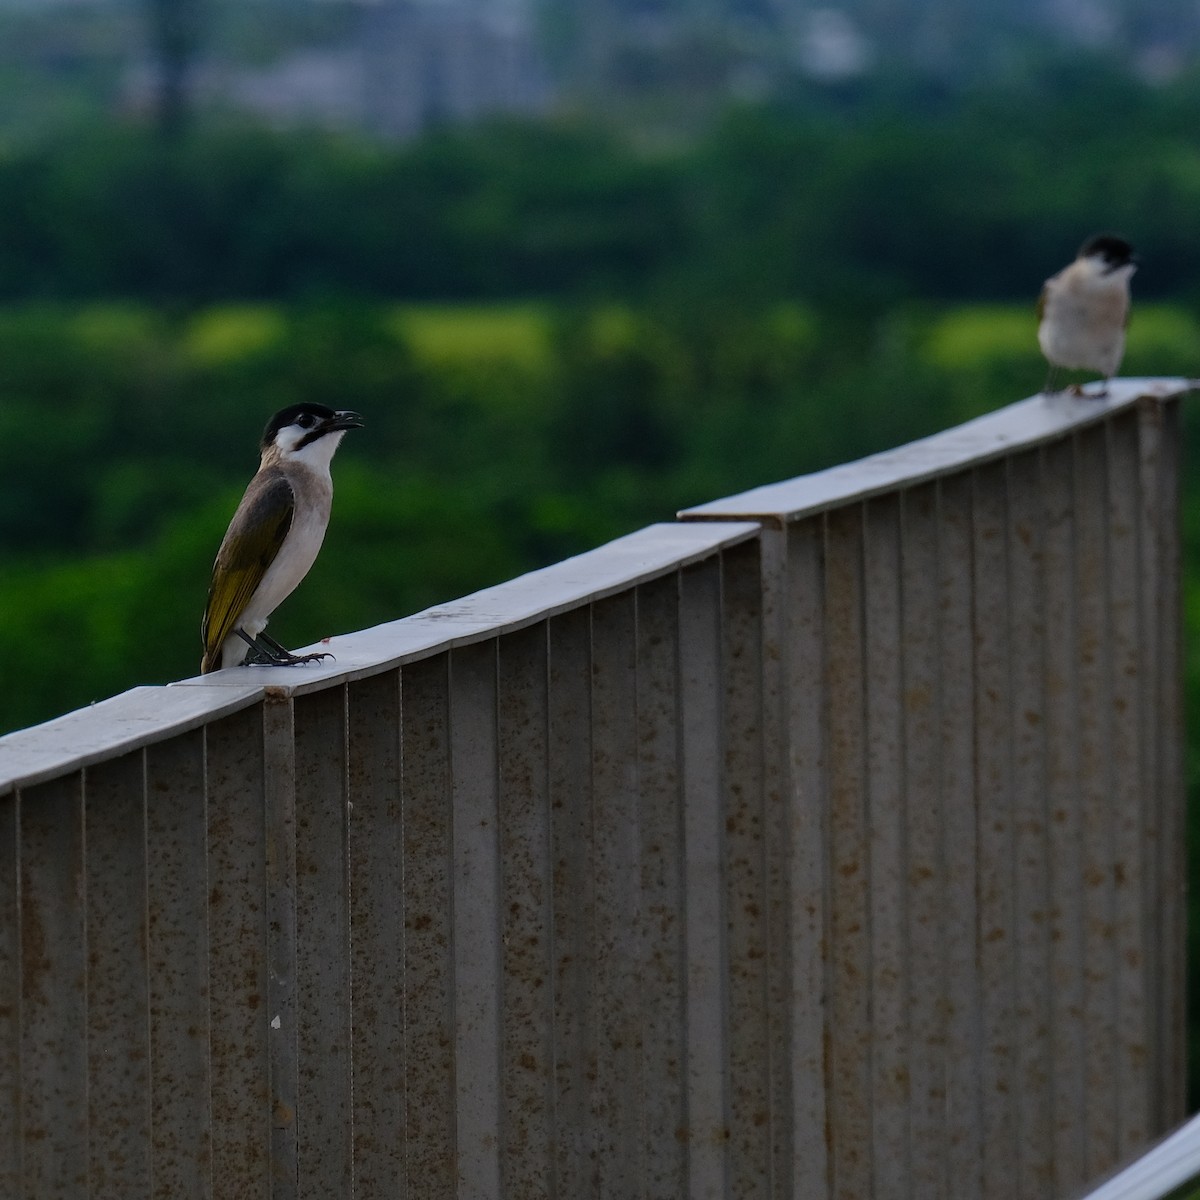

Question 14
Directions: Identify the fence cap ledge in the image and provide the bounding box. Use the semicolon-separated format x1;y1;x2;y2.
678;377;1195;523
0;682;264;795
0;519;760;791
171;519;762;696
1076;1109;1200;1200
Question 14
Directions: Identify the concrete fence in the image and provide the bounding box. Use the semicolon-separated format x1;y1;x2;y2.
0;378;1189;1199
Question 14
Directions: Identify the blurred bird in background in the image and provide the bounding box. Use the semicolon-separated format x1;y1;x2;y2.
201;403;363;673
1038;234;1138;397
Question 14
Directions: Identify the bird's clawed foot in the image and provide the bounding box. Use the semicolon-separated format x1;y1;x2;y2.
262;648;334;667
1043;374;1109;400
237;629;334;668
260;631;334;666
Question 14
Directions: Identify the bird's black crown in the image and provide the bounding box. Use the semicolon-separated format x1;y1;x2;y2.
1079;234;1136;268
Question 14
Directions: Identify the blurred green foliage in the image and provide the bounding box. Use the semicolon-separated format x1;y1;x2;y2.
5;74;1200;305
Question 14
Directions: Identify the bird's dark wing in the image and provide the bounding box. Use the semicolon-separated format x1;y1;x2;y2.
202;468;295;671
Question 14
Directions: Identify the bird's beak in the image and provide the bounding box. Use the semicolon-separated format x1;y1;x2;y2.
326;410;364;432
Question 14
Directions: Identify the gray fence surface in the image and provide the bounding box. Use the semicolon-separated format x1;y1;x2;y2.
0;378;1190;1199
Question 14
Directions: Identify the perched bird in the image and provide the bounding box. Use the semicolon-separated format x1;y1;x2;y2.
201;403;363;674
1038;234;1138;397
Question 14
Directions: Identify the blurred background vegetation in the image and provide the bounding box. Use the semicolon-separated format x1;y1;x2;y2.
3;0;1200;1093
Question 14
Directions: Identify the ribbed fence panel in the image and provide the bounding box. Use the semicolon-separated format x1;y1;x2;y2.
0;382;1187;1199
206;706;271;1199
292;686;352;1200
680;382;1189;1200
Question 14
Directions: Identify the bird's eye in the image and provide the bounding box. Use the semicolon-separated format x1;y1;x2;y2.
296;413;315;429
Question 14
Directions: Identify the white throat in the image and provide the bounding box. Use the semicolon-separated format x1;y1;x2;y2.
1082;256;1135;286
270;429;346;478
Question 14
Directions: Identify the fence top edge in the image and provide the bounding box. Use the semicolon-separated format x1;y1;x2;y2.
1075;1109;1200;1200
0;683;264;796
678;377;1195;523
173;518;761;692
0;520;759;791
5;378;1190;792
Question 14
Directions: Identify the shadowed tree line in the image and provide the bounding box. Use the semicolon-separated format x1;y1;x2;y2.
4;71;1200;305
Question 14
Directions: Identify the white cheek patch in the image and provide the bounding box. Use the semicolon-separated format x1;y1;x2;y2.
273;425;308;454
272;426;346;476
290;429;345;475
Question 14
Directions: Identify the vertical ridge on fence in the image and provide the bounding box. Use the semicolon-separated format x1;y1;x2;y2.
451;641;504;1199
19;773;88;1196
206;706;270;1198
1105;412;1151;1157
546;605;594;1197
632;575;685;1199
1007;448;1051;1196
678;553;731;1200
346;668;404;1195
498;622;555;1198
590;590;645;1195
862;494;909;1200
969;458;1017;1200
823;504;872;1200
757;530;796;1200
401;654;456;1192
1074;422;1120;1180
264;695;299;1194
1137;397;1186;1126
1040;433;1086;1195
294;686;351;1198
86;751;152;1196
722;538;770;1199
783;514;831;1200
896;483;941;1199
934;468;984;1200
145;729;213;1197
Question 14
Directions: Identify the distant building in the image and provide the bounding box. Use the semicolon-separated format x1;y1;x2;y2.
100;0;1200;136
122;0;553;138
360;0;551;138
